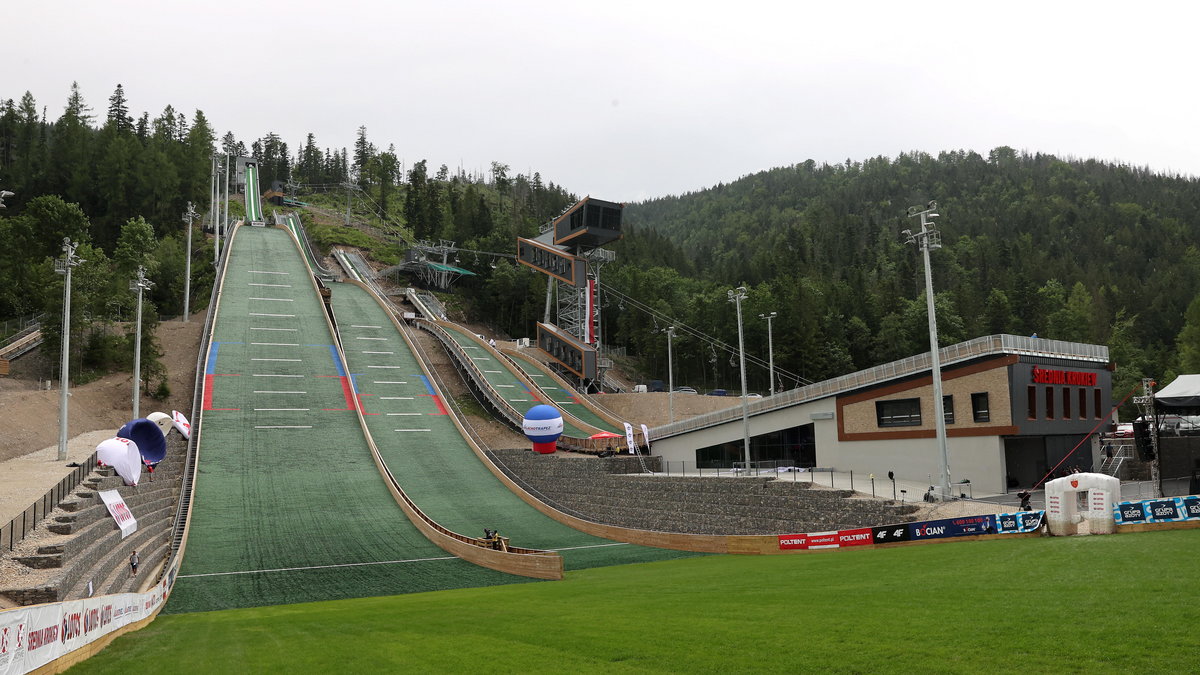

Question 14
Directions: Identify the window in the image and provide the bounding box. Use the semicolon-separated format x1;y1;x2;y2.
972;392;990;423
1094;389;1102;419
1062;387;1071;419
1027;386;1037;419
877;398;922;427
1045;386;1055;419
1078;388;1087;419
942;395;955;424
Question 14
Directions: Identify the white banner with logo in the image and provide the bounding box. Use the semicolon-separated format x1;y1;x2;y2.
639;424;651;453
98;490;138;539
623;422;637;455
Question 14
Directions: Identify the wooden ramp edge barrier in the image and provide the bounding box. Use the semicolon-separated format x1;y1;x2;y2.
317;273;564;581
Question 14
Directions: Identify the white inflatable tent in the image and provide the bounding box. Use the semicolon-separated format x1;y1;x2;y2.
1045;472;1121;535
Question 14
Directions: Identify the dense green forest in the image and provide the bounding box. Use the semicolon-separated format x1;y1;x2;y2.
613;150;1200;402
5;82;1200;412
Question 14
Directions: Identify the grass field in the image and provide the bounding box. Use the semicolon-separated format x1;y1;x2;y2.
72;530;1199;673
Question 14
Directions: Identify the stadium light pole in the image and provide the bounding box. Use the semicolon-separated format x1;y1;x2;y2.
55;239;84;461
182;202;197;322
665;326;676;424
759;311;777;396
728;286;752;474
904;201;951;500
130;266;154;419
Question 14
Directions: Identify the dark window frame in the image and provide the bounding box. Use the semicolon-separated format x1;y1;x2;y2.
1078;388;1087;420
942;394;955;425
1027;385;1037;419
1094;389;1102;419
1046;386;1055;419
1062;387;1071;420
876;398;922;427
971;392;990;423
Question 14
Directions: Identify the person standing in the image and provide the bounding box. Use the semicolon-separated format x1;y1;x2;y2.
129;550;139;577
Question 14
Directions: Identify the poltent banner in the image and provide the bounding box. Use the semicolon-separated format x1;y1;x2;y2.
98;490;138;539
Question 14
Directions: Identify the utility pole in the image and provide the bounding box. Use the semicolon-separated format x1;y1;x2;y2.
904;201;950;500
130;266;154;418
55;239;85;461
665;326;677;424
728;286;752;474
182;202;197;321
222;154;230;254
759;311;777;396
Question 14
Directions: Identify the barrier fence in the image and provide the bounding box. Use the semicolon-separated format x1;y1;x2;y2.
2;453;98;552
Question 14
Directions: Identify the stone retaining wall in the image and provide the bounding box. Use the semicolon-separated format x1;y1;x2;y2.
488;449;919;535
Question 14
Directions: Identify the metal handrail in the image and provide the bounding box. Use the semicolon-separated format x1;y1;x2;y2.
2;453;98;551
651;334;1110;439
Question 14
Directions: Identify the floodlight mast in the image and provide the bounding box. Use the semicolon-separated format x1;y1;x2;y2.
728;286;752;474
759;311;777;396
182;202;198;321
55;239;85;461
130;266;155;418
905;201;950;500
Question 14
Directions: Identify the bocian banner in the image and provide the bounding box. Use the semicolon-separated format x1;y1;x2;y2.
777;511;1046;550
1113;495;1200;525
0;571;172;674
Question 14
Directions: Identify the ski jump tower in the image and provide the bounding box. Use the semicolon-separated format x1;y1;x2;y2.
517;197;623;392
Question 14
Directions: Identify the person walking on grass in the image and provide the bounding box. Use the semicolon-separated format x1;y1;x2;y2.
129;550;139;577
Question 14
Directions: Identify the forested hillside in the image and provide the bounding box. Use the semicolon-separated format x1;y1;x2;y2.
611;149;1200;401
5;81;1199;409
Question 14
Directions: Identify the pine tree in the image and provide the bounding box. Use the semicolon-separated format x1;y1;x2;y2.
106;84;133;135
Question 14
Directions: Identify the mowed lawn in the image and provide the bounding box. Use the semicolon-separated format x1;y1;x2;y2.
72;530;1198;674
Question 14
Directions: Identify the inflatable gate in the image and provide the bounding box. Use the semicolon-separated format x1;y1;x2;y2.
1044;472;1120;535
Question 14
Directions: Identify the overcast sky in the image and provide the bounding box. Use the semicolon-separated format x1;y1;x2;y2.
5;1;1195;201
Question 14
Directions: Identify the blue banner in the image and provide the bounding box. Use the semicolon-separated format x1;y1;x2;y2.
1113;495;1200;524
907;514;996;540
994;510;1045;533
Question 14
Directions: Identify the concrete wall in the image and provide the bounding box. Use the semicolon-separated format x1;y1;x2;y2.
824;435;1005;495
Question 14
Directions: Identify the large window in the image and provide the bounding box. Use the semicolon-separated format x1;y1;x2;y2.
1027;386;1037;419
1094;389;1102;419
1062;387;1071;419
1078;388;1087;419
943;395;955;424
972;392;990;423
877;398;922;427
1045;386;1055;419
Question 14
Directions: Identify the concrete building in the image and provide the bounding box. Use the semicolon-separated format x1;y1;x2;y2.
648;334;1112;495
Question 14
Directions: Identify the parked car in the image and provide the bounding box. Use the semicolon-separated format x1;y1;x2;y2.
707;389;727;396
1109;423;1134;438
673;386;698;394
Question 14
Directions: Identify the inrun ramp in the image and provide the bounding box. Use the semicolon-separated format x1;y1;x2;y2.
169;226;528;614
502;348;624;433
330;283;699;570
437;322;597;439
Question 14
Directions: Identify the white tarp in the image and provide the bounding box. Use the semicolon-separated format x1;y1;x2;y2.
98;490;138;539
1155;374;1200;409
95;437;141;486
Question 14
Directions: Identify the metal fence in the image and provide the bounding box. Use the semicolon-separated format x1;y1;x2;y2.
1;452;98;551
650;334;1111;439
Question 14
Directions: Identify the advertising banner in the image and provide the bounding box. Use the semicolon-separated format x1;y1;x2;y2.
98;490;138;539
837;528;874;547
1114;496;1200;524
777;534;807;550
805;531;840;549
639;424;651;453
908;515;996;541
622;422;637;456
872;524;911;544
993;510;1045;534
